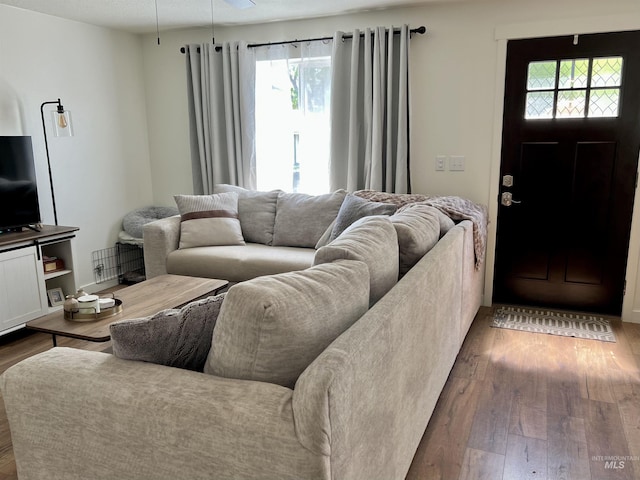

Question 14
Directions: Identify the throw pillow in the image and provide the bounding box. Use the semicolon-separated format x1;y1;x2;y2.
272;190;347;248
213;184;280;245
204;260;370;388
314;215;399;306
314;219;336;249
110;294;226;372
389;205;441;276
329;194;397;241
174;192;245;249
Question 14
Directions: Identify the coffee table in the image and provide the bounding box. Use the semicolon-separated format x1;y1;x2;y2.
26;274;228;346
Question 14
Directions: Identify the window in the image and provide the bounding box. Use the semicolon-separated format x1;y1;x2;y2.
255;44;332;195
525;56;623;119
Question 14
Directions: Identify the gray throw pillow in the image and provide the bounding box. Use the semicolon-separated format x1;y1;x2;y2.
272;190;347;248
205;260;370;388
314;219;336;249
213;184;280;245
110;294;225;372
330;194;397;241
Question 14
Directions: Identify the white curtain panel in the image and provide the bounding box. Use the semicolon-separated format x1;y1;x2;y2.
329;26;411;193
185;42;257;194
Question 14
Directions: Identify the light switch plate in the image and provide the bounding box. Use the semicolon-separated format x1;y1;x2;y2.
449;155;465;171
435;155;447;171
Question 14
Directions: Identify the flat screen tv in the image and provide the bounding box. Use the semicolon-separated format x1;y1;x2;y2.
0;136;41;232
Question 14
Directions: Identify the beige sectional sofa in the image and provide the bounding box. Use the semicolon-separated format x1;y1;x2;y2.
1;188;486;480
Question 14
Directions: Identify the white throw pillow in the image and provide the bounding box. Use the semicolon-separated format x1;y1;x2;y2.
174;192;245;249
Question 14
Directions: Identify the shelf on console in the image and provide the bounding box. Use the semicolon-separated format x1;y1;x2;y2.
44;269;73;281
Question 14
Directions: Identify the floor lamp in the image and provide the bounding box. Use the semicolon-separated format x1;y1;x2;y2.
40;98;73;226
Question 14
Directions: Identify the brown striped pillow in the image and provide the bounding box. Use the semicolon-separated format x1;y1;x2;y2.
174;192;245;249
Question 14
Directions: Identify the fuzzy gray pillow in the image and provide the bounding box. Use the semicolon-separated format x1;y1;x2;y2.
110;294;225;372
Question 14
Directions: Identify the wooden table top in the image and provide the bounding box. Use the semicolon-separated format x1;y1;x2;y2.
26;274;228;342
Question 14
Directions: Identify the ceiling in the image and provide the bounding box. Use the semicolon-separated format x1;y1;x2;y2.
0;0;437;34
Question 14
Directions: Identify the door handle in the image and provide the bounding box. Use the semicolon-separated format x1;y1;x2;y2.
501;192;522;207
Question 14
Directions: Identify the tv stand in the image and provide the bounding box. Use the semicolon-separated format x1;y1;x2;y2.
0;225;79;336
24;224;42;233
0;223;43;234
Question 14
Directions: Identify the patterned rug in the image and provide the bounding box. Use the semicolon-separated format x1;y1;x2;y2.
492;306;616;342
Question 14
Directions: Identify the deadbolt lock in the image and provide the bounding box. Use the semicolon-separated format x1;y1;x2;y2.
502;175;514;187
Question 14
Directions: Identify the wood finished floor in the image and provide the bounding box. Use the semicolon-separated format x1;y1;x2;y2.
1;306;639;480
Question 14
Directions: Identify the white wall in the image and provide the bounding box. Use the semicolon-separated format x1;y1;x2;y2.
0;5;153;291
143;0;638;207
142;0;640;321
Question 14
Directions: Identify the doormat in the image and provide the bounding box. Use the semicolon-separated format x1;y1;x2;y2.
492;306;616;342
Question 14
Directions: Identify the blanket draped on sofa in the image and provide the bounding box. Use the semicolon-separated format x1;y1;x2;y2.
353;190;488;268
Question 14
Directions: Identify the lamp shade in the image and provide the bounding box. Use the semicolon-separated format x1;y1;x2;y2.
51;109;73;137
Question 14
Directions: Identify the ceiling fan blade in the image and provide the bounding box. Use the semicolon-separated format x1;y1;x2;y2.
223;0;256;8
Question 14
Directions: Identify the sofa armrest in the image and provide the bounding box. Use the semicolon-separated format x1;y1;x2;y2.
143;215;181;279
1;348;327;480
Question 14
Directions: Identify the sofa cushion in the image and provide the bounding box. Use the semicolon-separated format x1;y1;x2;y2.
205;260;369;388
110;294;225;372
390;205;441;276
314;216;399;306
330;194;397;241
174;192;245;249
436;209;456;237
167;243;315;282
213;184;280;245
272;190;347;248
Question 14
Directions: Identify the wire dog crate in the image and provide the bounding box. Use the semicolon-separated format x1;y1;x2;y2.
92;242;145;285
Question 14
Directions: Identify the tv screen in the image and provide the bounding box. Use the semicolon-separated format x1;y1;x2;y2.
0;136;41;231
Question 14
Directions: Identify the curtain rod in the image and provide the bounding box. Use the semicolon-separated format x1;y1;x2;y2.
179;26;426;54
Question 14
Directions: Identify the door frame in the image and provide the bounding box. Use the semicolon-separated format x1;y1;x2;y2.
485;14;640;323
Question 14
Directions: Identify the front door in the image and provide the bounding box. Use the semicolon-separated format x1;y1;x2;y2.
493;31;640;315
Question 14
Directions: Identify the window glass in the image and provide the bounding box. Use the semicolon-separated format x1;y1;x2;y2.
556;90;587;118
591;57;623;87
589;89;620;118
255;48;331;194
559;59;589;89
525;56;623;120
527;61;557;90
525;92;554;119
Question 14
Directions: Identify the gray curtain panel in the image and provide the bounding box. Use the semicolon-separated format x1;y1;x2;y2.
329;26;411;193
185;42;257;194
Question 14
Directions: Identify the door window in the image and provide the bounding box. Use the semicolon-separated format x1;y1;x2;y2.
525;56;623;119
